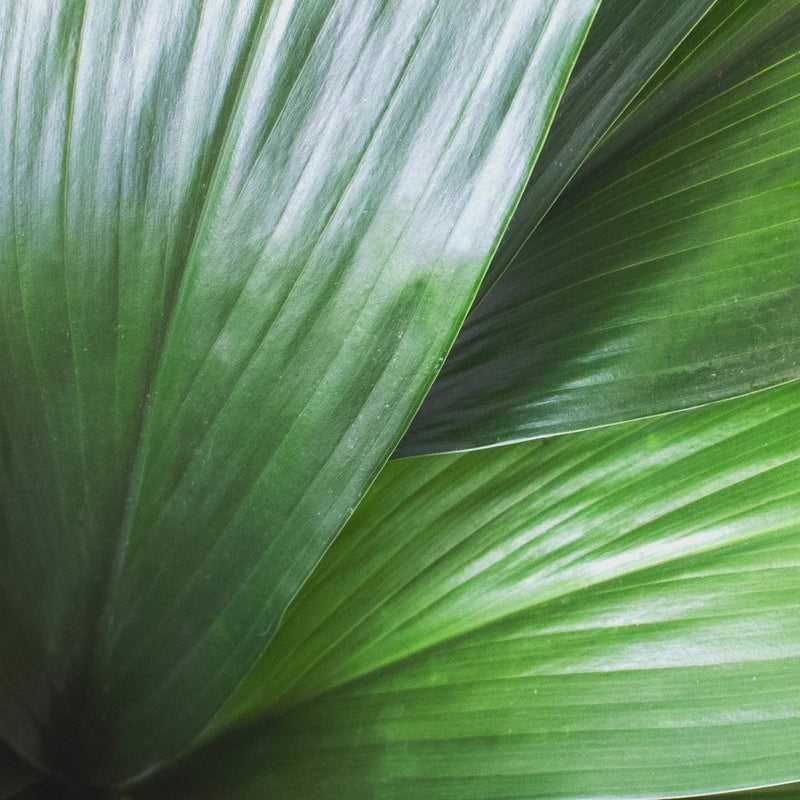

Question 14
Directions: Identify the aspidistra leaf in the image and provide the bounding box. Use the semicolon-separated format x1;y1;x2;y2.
402;0;800;454
0;0;598;783
478;0;717;299
187;379;800;799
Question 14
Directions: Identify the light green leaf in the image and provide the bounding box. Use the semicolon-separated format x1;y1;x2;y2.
479;0;717;299
178;379;800;799
402;0;800;454
0;0;597;784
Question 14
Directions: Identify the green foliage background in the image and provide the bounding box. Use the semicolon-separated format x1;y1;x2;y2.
1;1;799;797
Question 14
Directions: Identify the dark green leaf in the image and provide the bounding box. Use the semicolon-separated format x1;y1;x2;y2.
0;0;598;783
402;0;800;454
480;0;717;299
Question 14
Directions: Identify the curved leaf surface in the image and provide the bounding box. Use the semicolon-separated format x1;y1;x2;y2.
402;0;800;454
179;379;800;799
0;0;597;783
479;0;717;299
589;1;800;176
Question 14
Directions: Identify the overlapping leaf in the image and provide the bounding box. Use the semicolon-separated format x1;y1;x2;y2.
479;0;717;298
402;0;800;454
154;379;800;799
0;0;598;784
4;1;799;798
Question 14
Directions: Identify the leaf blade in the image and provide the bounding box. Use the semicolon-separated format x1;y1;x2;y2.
479;0;718;299
402;0;800;454
182;380;800;799
0;0;598;782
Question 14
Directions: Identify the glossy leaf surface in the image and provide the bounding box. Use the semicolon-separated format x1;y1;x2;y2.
403;0;800;454
479;0;716;298
161;379;800;798
0;0;597;783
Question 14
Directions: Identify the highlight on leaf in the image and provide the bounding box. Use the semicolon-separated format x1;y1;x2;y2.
0;1;798;798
